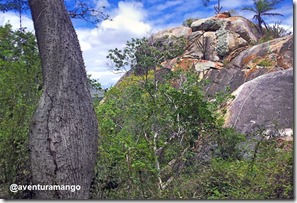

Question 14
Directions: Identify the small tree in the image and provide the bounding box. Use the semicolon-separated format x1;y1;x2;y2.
241;0;284;35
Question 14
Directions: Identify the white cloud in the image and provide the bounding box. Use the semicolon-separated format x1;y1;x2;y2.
76;1;152;87
100;2;151;35
0;12;34;31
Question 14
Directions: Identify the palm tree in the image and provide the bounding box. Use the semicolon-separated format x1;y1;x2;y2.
241;0;284;35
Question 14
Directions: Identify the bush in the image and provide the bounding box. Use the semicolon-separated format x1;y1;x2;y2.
169;136;293;199
92;70;221;199
258;22;292;43
0;24;42;199
182;18;199;27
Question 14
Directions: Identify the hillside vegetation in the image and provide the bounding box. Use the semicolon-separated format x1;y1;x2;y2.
0;11;293;200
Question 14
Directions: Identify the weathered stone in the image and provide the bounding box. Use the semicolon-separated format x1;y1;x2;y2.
184;29;248;62
186;17;255;61
201;68;245;95
215;11;231;18
190;18;209;31
184;31;220;61
225;16;260;43
203;32;220;61
191;18;225;32
153;26;192;39
120;16;293;103
194;60;223;71
200;35;293;96
163;58;223;72
277;35;293;69
224;69;293;134
216;29;248;57
228;35;293;70
191;16;261;44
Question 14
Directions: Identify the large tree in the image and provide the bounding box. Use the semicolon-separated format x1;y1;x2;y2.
28;0;98;199
241;0;283;35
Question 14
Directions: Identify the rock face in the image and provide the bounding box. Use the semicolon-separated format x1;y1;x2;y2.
163;58;223;72
224;68;293;134
152;16;260;63
227;35;293;70
200;35;293;95
191;16;260;43
152;26;192;39
149;16;293;97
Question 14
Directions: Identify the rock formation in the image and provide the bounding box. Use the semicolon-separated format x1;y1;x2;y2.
118;14;293;137
224;68;293;135
153;16;293;97
201;35;293;95
187;16;261;61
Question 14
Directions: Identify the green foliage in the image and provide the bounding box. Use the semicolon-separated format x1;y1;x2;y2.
0;24;42;198
182;18;199;27
92;69;222;199
257;58;273;67
87;74;102;91
93;37;240;199
168;136;293;199
210;138;293;199
107;36;186;75
212;127;245;160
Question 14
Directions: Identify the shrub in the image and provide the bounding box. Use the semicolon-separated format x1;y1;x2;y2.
182;18;199;27
258;22;292;44
0;24;42;199
257;58;273;67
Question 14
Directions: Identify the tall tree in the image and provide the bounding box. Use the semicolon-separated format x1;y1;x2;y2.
28;0;98;199
241;0;283;35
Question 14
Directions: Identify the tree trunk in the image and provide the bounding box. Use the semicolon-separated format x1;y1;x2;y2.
257;15;263;35
28;0;98;199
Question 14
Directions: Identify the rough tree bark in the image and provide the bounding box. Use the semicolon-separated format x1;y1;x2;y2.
28;0;98;199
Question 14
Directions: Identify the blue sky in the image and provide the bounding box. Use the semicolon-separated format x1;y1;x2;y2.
0;0;294;88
